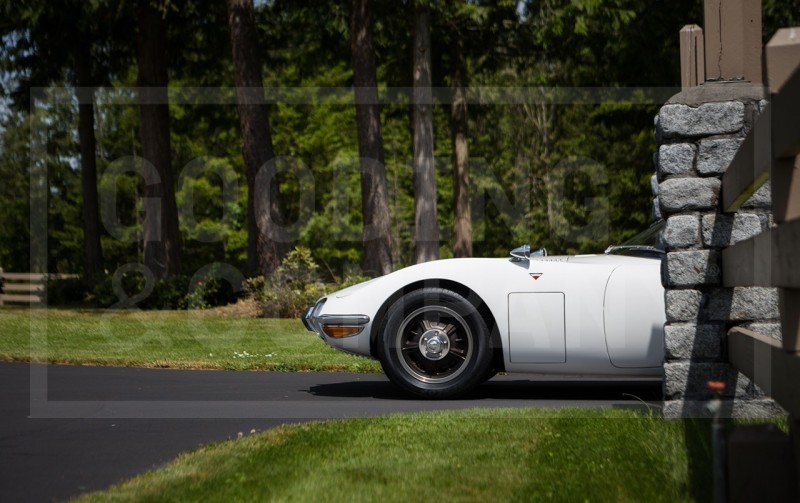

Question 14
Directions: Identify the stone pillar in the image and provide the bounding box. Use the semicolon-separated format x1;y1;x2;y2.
653;82;784;418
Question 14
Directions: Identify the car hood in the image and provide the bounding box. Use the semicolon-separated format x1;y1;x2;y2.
330;253;658;299
331;258;511;299
332;277;379;298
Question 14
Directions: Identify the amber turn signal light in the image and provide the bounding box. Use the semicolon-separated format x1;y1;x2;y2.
322;325;363;338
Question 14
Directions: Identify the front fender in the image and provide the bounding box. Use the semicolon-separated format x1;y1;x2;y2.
316;258;532;358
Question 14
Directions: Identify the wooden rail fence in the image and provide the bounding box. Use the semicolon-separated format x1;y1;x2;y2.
0;272;79;306
721;27;800;418
0;272;46;305
677;0;800;493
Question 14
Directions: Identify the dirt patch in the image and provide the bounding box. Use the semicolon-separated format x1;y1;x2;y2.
203;298;262;318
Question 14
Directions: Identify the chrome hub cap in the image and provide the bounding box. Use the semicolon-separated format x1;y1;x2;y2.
419;330;450;360
395;305;473;384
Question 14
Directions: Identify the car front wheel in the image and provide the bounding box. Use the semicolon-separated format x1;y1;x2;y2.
377;287;493;399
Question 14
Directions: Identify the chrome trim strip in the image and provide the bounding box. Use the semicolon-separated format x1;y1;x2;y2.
302;306;314;331
314;314;370;326
303;298;328;339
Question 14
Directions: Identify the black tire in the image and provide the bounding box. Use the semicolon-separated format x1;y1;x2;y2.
377;287;493;399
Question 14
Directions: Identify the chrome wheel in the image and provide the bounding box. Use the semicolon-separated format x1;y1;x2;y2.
395;306;474;382
378;288;493;398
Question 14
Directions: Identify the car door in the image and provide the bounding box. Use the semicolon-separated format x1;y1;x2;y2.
603;262;665;368
507;291;566;363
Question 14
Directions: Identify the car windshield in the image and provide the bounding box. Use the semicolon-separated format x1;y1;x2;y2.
605;221;665;257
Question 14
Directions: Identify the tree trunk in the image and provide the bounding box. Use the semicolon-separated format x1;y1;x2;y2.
412;4;439;264
226;0;289;277
351;0;393;276
136;0;181;279
74;41;103;287
449;25;472;258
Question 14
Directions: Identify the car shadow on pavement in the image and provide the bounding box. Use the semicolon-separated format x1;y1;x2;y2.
307;376;662;403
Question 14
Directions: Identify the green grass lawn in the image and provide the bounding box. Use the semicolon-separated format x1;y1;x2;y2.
75;408;712;502
0;307;381;372
3;308;730;502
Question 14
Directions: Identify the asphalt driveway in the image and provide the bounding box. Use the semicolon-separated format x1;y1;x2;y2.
0;362;660;501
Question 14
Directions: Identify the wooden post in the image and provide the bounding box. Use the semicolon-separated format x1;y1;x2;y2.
765;28;800;92
772;156;800;225
681;25;706;89
767;28;800;163
766;29;800;355
792;417;800;502
703;0;762;83
764;28;800;493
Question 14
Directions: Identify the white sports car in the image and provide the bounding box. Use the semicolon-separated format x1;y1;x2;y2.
302;224;666;398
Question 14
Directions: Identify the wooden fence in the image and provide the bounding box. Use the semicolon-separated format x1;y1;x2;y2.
721;27;800;417
0;272;79;305
0;272;47;305
677;0;800;491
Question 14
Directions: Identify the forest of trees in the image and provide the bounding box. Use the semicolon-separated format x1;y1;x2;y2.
0;0;797;295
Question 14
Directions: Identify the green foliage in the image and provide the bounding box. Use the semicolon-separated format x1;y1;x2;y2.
88;268;240;310
0;0;135;106
763;0;800;41
245;246;326;319
45;276;88;305
0;91;85;272
3;0;797;290
245;246;369;318
0;112;31;271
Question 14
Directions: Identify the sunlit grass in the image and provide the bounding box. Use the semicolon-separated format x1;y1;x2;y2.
75;408;711;502
0;307;381;372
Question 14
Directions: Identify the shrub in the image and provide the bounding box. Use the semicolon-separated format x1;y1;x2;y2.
45;276;89;305
245;247;327;318
182;267;240;310
89;267;240;310
245;247;369;318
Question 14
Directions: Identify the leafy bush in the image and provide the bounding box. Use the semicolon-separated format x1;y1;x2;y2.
245;247;325;318
89;267;241;310
245;247;369;318
183;270;240;310
45;276;89;305
75;248;362;316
